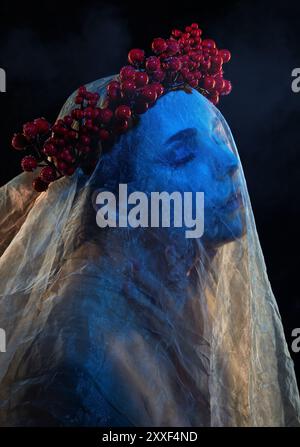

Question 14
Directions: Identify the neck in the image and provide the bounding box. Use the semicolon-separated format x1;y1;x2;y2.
96;227;215;296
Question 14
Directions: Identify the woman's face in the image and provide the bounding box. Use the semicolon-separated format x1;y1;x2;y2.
119;89;245;246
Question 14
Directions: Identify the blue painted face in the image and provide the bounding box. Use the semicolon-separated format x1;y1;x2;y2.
117;88;244;247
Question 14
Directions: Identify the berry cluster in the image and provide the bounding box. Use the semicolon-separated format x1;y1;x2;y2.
11;23;232;192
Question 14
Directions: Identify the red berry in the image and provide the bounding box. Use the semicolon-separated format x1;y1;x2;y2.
115;105;132;121
145;56;161;72
201;59;211;72
88;99;97;108
75;96;84;104
34;118;50;134
71;109;84;120
107;87;120;102
181;32;190;42
211;55;223;66
32;177;48;192
66;130;77;141
93;108;101;119
84;107;95;119
43;143;57;156
21;155;37;172
134;100;149;114
167;57;182;72
56;138;65;147
189;79;199;88
99;107;113;124
210;92;219;105
222;80;232;95
115;120;129;134
98;129;110;141
60;149;74;163
57;160;68;173
190;53;202;63
80;135;91;145
193;71;202;80
171;29;182;38
219;49;231;63
203;76;216;91
185;72;195;82
128;48;145;66
65;166;75;176
23;122;38;139
121;80;136;98
180;67;190;80
85;92;94;101
202;39;216;49
63;115;73;126
134;72;149;87
52;124;67;136
166;39;180;56
40;166;56;183
140;85;157;103
152;83;164;97
78;86;87;96
151;70;165;82
151;38;167;54
92;92;100;101
214;78;225;92
107;81;120;92
84;119;94;130
12;133;28;150
120;65;136;81
191;29;199;38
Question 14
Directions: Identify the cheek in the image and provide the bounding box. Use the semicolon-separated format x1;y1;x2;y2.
131;149;216;197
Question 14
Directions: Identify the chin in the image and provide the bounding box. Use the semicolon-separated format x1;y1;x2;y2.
221;209;246;243
204;209;245;247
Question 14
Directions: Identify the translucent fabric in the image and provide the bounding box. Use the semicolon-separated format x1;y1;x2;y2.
0;75;299;427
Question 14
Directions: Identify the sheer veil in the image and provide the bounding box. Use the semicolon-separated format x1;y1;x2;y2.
0;75;299;426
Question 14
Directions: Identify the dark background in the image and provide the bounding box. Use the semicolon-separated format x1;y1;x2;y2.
0;0;299;386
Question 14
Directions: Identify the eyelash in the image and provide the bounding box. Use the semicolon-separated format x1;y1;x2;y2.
167;148;196;168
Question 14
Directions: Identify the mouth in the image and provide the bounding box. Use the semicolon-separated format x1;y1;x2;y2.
224;190;243;212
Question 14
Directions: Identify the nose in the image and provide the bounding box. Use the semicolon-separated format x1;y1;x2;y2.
215;144;239;179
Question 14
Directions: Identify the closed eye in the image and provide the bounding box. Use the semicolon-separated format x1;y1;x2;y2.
161;127;199;168
162;146;196;168
170;148;196;167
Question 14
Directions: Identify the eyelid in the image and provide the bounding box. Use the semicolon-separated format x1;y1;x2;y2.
163;145;197;168
172;152;196;167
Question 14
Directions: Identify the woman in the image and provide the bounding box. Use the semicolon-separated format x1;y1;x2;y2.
0;24;299;427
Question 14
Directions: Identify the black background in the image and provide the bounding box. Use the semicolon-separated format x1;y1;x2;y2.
0;0;299;386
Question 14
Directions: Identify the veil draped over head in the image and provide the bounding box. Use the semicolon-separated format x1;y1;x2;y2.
0;75;299;427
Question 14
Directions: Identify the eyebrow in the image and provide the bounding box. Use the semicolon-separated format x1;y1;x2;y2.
164;127;198;146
